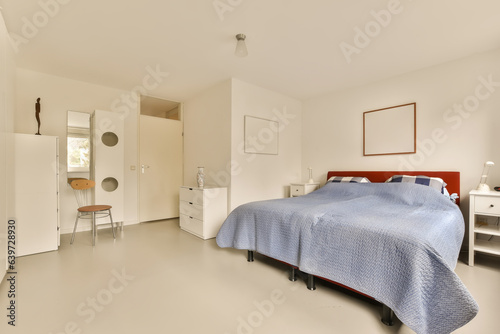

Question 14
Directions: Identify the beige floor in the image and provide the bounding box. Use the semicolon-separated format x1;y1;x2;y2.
0;219;498;334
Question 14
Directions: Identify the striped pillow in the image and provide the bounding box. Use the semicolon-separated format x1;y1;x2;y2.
328;176;371;183
385;175;447;193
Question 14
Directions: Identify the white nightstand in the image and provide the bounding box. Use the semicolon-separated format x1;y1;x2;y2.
468;190;500;266
290;183;320;197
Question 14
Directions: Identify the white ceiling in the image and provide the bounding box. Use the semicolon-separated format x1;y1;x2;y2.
2;0;500;102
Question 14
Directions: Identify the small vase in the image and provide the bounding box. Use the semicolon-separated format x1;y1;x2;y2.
197;167;205;188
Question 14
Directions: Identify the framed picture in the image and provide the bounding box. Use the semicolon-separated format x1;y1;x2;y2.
363;103;416;156
244;115;279;155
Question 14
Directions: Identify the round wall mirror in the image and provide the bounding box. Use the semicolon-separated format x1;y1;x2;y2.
102;132;119;147
102;177;119;192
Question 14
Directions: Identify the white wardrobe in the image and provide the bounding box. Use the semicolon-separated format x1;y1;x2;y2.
14;134;60;256
1;10;16;280
91;110;124;224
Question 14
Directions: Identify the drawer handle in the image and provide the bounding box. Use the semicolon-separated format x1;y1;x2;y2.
490;204;495;208
295;189;299;192
189;202;193;205
189;216;193;219
189;188;193;190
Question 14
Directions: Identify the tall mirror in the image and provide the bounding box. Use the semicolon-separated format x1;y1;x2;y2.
67;111;91;179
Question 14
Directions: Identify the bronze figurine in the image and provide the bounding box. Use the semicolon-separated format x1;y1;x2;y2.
35;97;41;135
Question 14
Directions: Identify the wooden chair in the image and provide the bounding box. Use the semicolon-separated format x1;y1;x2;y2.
70;179;115;246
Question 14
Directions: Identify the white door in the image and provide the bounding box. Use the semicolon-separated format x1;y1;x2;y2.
139;115;183;222
14;134;59;256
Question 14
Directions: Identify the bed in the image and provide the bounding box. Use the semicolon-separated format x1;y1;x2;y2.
216;171;478;334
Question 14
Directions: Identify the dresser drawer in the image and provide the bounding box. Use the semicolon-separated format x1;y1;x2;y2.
180;214;204;237
179;186;228;240
290;185;304;196
179;201;203;221
475;196;500;215
180;187;204;205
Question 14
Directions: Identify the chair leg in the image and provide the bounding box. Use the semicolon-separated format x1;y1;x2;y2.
109;210;116;239
92;212;96;246
70;213;80;244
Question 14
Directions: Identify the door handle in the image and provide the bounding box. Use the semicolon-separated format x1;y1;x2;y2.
141;164;150;173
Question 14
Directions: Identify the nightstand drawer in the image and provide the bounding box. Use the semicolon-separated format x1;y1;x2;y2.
180;214;204;237
179;201;203;221
290;185;305;196
290;183;320;197
180;187;204;205
475;196;500;215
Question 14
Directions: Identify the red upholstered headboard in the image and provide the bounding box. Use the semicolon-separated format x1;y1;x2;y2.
326;171;460;206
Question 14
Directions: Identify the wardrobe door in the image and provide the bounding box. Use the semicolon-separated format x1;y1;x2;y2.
91;110;124;223
14;134;59;256
0;10;15;280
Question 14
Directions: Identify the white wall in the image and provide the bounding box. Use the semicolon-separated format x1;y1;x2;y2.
230;79;302;209
14;69;139;234
303;48;500;212
0;11;15;281
184;78;303;211
183;79;232;189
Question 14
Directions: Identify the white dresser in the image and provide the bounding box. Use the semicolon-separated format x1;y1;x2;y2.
179;186;228;239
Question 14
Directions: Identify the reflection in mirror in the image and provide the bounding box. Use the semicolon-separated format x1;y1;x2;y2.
67;111;91;176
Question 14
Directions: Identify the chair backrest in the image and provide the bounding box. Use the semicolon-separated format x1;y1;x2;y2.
70;179;95;208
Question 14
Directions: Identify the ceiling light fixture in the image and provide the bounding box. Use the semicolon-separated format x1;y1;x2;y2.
235;33;248;57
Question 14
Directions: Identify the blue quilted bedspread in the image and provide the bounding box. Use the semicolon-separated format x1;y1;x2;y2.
216;182;478;334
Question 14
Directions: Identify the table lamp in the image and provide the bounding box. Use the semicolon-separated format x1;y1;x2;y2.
477;161;495;192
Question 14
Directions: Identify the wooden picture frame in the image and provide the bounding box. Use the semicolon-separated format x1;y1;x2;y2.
363;103;416;156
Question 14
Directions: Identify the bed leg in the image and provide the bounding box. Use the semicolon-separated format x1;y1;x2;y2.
289;267;297;281
307;274;316;290
247;250;254;262
381;304;394;326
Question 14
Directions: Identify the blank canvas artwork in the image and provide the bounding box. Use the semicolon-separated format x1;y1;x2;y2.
244;115;279;155
363;103;416;156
